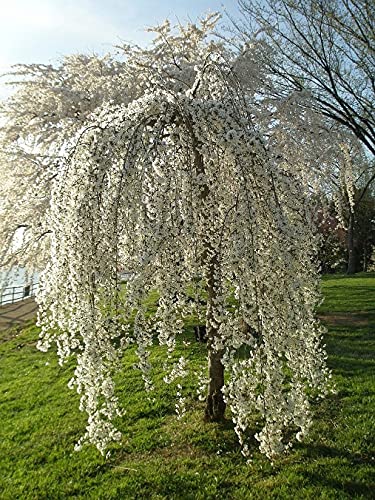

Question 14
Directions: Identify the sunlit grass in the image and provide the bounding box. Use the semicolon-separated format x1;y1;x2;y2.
0;274;374;498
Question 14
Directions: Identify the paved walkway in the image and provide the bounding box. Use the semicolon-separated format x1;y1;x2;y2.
0;298;38;330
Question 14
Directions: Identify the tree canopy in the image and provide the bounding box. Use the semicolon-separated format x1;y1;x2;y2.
238;0;375;156
235;0;375;274
0;15;331;460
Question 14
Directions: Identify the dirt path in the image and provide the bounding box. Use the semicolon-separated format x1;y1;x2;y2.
0;298;38;331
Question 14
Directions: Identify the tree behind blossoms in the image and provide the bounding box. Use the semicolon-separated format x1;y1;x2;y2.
0;14;332;460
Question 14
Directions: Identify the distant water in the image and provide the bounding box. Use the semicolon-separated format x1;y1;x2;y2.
0;267;39;287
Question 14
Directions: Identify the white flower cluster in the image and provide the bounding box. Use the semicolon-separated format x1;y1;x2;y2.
1;15;332;459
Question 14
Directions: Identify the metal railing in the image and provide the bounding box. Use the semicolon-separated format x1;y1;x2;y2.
0;282;39;306
0;270;132;307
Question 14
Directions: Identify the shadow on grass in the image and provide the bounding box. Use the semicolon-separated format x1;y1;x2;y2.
320;309;374;367
322;273;375;281
302;469;374;498
305;441;374;466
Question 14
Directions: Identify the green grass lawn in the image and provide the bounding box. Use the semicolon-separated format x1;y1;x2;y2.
0;274;374;499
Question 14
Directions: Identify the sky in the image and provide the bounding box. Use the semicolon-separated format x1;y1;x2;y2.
0;0;240;100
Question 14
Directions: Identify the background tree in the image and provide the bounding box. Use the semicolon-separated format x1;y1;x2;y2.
235;0;375;273
1;16;331;460
315;199;347;274
340;154;375;273
346;183;375;272
312;139;375;274
237;0;375;155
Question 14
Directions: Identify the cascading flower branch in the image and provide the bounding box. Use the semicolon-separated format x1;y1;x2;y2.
34;18;332;460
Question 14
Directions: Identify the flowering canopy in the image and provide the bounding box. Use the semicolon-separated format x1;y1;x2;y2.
1;16;331;459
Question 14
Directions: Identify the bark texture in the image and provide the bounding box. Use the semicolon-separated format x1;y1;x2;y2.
205;347;226;421
190;128;226;422
347;211;357;274
204;252;226;422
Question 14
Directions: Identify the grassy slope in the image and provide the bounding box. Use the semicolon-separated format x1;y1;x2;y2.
0;275;374;499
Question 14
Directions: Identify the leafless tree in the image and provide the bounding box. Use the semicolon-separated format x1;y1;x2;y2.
237;0;375;156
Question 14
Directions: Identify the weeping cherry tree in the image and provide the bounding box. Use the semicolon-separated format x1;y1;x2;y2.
3;16;331;460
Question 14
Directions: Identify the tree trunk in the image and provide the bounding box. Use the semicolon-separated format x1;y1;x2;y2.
205;347;226;421
204;253;226;422
347;211;357;274
190;122;226;422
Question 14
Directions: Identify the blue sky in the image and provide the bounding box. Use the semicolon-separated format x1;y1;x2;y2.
0;0;240;99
